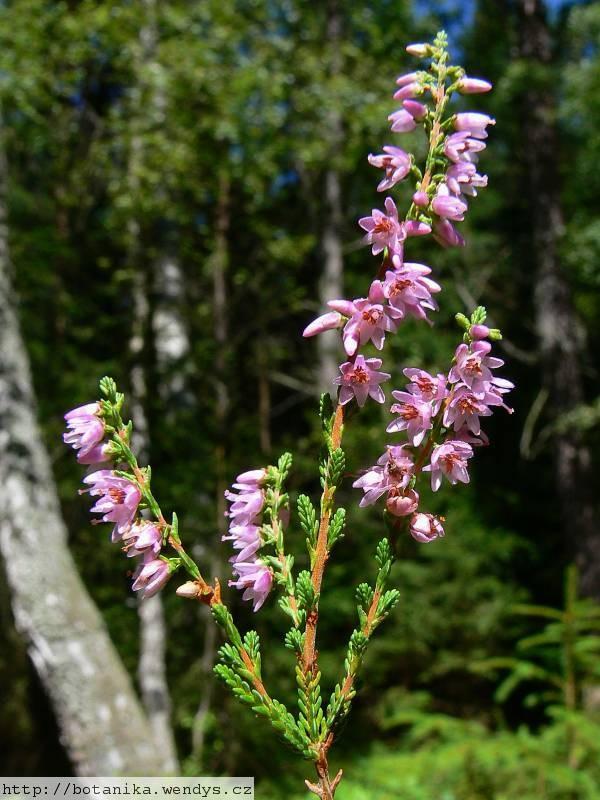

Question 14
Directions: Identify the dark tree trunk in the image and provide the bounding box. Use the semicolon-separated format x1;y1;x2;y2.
516;0;598;596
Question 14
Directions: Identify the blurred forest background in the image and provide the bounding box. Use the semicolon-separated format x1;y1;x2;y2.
1;0;600;797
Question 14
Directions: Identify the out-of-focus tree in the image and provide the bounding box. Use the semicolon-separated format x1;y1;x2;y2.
0;97;163;777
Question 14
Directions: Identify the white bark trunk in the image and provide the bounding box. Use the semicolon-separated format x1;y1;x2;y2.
126;0;179;771
153;254;192;408
0;134;161;776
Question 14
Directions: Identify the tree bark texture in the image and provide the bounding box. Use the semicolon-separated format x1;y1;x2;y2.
126;0;179;771
0;132;162;777
516;0;598;597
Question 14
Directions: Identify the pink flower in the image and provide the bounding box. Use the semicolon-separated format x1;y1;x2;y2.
443;385;493;435
303;311;344;338
229;561;273;612
446;162;488;197
121;520;162;558
335;355;391;407
457;77;492;94
386;488;420;517
132;556;171;599
404;220;432;237
64;402;108;464
331;281;402;356
488;377;515;414
448;341;504;395
433;219;465;248
423;440;474;491
235;468;267;486
393;82;421;101
353;445;414;507
395;71;420;86
224;486;265;526
453;112;495;140
410;512;445;543
382;258;441;322
388;97;427;133
403;368;448;412
413;190;429;208
223;523;262;563
223;466;272;610
469;324;490;340
388;108;417;133
387;390;433;446
444;132;486;164
77;443;112;465
454;428;490;448
367;146;411;192
83;470;141;539
403;99;427;120
359;197;405;255
432;189;468;222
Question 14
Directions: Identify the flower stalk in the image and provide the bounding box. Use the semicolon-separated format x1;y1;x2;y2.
63;32;511;799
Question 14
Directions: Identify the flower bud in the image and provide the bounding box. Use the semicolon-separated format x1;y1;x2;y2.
469;324;490;340
453;112;495;140
395;71;419;86
393;83;421;102
433;219;465;248
457;77;492;94
388;108;417;133
303;311;343;338
406;43;431;57
412;191;429;208
410;512;445;543
386;489;419;517
403;99;427;121
488;328;503;340
236;468;267;484
176;581;201;599
404;219;431;237
432;194;467;222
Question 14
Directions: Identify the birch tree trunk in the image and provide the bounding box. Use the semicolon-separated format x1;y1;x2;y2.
318;0;345;393
516;0;599;598
153;253;192;408
128;253;178;774
0;123;162;777
126;0;178;771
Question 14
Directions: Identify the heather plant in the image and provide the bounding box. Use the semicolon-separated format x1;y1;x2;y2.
63;32;513;797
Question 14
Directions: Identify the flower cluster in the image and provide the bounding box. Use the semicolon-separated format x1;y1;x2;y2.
224;469;273;611
303;34;512;548
303;35;494;417
353;311;513;541
64;391;173;599
305;257;441;377
383;45;493;251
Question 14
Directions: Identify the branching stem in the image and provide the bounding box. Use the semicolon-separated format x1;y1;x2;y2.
303;402;345;675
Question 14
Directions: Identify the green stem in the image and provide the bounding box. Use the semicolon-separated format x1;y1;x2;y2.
109;409;205;583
